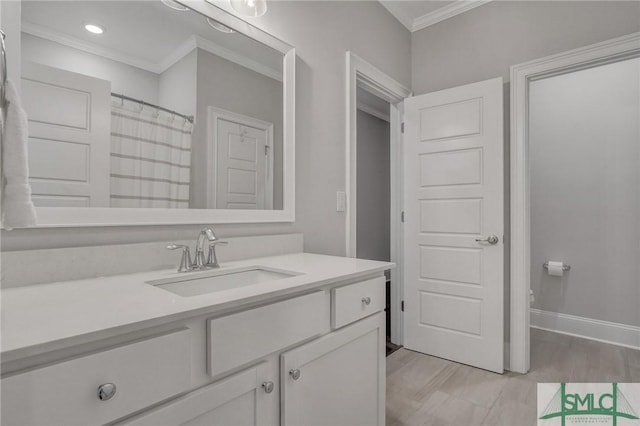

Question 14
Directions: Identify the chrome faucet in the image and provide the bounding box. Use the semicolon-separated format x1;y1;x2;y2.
207;238;228;268
167;227;228;272
194;228;216;269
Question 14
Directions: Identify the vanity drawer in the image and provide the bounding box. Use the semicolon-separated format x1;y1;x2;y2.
331;276;385;329
1;328;191;426
208;291;329;376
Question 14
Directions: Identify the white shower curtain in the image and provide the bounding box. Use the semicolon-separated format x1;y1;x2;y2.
110;102;193;208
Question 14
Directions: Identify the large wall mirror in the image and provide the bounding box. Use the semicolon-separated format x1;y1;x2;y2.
13;0;294;226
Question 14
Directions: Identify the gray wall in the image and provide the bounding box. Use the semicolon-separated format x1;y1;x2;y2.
158;50;197;117
22;34;160;103
192;48;283;210
249;0;411;255
356;110;390;262
409;1;639;337
1;1;410;253
530;58;640;327
412;1;640;94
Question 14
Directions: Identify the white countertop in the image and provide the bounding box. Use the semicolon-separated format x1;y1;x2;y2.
1;253;393;363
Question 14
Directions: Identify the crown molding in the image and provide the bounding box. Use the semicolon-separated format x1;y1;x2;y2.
21;21;161;73
22;21;282;82
378;1;414;32
379;1;492;33
192;35;282;82
413;1;492;32
157;36;198;73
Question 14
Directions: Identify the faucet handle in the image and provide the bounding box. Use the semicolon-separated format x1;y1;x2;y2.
206;241;228;268
167;244;193;272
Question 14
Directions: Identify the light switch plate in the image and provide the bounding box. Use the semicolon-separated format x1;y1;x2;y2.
336;191;346;212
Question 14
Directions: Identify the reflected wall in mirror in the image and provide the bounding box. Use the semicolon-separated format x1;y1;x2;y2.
21;0;284;211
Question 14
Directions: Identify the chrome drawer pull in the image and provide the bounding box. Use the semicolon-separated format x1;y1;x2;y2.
97;383;116;401
361;296;371;306
262;381;274;393
289;369;301;380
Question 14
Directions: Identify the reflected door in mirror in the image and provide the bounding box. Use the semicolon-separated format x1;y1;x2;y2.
19;0;286;212
209;108;273;210
23;62;110;207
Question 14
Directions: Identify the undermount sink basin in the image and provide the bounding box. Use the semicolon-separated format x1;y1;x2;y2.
147;267;301;297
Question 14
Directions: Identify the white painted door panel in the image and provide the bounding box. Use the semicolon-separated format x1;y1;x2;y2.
21;62;111;207
281;313;385;426
208;108;273;210
403;78;504;373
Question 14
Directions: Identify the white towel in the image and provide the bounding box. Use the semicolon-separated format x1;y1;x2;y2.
1;80;37;229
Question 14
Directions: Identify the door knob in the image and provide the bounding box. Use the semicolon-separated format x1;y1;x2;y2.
361;296;371;305
262;381;275;393
475;235;499;245
289;369;301;380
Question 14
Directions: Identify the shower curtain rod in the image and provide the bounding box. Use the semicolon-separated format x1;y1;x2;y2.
111;92;194;123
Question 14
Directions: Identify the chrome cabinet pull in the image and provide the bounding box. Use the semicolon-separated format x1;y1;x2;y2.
289;369;301;380
97;383;116;401
262;381;274;393
361;296;371;305
475;235;499;245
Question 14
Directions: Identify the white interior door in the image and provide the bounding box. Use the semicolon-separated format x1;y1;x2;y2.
208;107;273;210
403;78;504;373
21;62;111;207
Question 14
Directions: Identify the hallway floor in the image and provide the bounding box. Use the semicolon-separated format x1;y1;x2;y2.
386;329;640;426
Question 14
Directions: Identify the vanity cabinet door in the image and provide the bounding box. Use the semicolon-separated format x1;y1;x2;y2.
119;362;276;426
280;313;385;426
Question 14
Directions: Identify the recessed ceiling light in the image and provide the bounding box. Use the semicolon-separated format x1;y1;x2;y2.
207;18;235;34
161;0;189;11
84;23;104;34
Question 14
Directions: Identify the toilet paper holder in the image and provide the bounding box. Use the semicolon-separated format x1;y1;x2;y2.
543;262;571;271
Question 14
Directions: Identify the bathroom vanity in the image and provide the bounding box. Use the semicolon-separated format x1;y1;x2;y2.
1;252;392;426
1;0;391;423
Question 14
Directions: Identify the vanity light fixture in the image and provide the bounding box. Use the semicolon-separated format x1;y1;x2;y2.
207;18;235;33
160;0;189;11
230;0;267;17
84;23;104;34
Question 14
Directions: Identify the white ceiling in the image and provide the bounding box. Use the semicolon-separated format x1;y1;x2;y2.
21;1;282;75
379;0;492;32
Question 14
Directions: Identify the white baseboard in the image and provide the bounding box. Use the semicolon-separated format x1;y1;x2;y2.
530;309;640;350
504;342;510;371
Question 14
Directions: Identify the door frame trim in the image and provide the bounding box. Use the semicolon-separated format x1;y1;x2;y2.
509;32;640;374
345;51;411;345
206;106;275;209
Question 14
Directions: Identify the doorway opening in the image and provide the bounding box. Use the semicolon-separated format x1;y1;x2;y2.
510;32;640;373
354;87;399;355
345;52;411;352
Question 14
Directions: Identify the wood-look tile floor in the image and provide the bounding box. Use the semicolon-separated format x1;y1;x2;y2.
386;328;640;426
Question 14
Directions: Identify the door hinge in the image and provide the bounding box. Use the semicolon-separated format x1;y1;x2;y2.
401;211;405;223
401;300;404;312
401;122;405;133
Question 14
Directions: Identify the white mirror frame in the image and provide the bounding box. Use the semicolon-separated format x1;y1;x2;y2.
30;0;295;227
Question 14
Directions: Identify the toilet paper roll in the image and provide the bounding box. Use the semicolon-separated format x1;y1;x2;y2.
547;261;565;277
